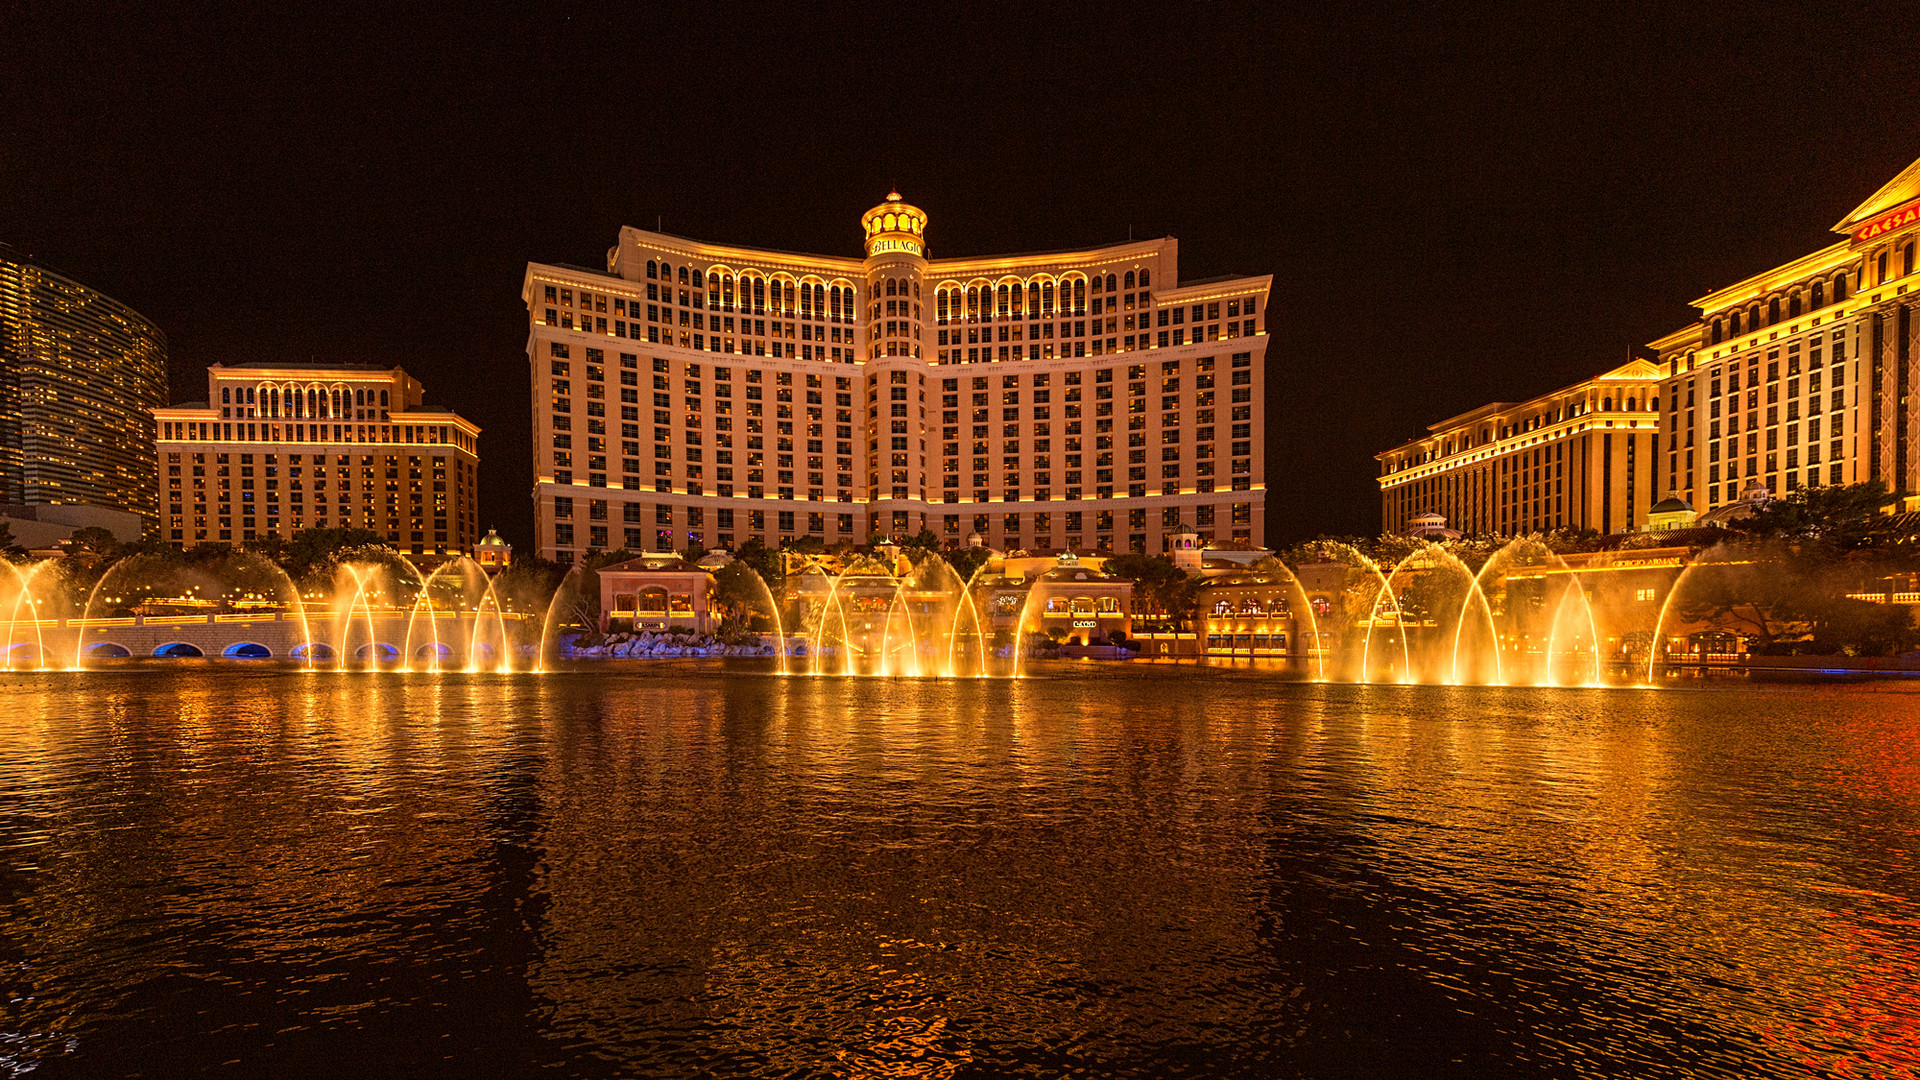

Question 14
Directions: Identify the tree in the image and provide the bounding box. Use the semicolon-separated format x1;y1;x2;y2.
943;544;992;584
1670;540;1919;656
1738;481;1897;550
241;534;289;564
901;528;940;554
283;527;386;581
491;555;569;619
64;526;125;565
733;537;785;594
1104;552;1200;630
712;560;776;637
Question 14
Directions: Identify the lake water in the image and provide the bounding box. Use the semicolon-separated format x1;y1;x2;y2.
0;664;1916;1077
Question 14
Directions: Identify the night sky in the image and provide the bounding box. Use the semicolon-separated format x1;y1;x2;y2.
8;3;1920;551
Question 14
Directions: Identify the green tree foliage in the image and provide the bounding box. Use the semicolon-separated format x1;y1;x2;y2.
711;560;776;635
1737;481;1898;550
732;537;785;593
64;526;125;565
280;527;389;582
1673;542;1919;656
941;544;992;585
1103;552;1199;629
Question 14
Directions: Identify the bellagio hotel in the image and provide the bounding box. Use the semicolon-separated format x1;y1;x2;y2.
1378;150;1920;534
522;194;1269;561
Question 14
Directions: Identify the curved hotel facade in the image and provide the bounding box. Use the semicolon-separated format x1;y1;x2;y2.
0;246;168;523
522;195;1269;561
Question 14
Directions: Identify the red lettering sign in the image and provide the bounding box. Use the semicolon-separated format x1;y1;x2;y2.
1852;198;1920;244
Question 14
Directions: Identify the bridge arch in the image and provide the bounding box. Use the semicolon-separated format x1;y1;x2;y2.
414;642;452;661
291;642;336;661
84;642;132;659
222;642;272;659
153;642;205;658
354;642;399;662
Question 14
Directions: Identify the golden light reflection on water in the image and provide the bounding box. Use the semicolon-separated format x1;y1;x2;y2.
0;668;1913;1076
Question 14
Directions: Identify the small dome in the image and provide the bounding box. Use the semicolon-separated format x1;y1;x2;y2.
1650;493;1693;514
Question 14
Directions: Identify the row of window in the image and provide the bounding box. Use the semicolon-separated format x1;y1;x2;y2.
161;419;471;451
549;497;1252;549
1707;269;1852;344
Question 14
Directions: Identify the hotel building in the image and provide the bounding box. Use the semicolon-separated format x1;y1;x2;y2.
0;244;168;524
521;194;1270;561
152;362;481;554
1376;359;1665;536
1379;151;1920;534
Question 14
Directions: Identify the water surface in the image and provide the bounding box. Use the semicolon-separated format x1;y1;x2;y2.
0;665;1915;1077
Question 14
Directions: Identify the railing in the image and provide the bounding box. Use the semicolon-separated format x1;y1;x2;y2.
10;611;540;629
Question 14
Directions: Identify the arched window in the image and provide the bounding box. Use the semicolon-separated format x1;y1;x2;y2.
647;260;658;279
1835;272;1849;301
1139;268;1151;287
1011;283;1024;317
1042;281;1054;313
936;290;947;321
1073;279;1085;311
1601;398;1612;411
1747;303;1760;330
997;284;1009;316
1768;297;1780;324
1026;281;1039;314
1711;318;1724;344
813;283;825;316
677;265;688;284
659;262;671;280
1105;273;1117;291
1124;270;1136;289
967;286;979;318
1788;292;1801;318
1091;275;1103;293
753;278;766;313
1729;310;1741;335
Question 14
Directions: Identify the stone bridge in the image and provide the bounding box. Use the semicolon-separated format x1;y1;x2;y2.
3;611;540;664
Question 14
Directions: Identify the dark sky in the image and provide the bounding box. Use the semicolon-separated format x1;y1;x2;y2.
8;2;1920;550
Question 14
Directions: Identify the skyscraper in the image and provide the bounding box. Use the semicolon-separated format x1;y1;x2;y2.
0;245;168;524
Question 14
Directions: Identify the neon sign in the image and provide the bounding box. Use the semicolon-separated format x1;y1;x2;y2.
1852;197;1920;244
869;238;922;256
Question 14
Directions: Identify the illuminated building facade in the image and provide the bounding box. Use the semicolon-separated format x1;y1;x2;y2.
1380;151;1920;534
152;362;481;554
1376;359;1664;535
521;194;1270;561
0;245;168;524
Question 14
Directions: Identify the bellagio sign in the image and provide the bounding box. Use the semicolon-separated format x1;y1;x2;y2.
1851;198;1920;244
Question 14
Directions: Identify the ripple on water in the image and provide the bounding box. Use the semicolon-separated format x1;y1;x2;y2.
0;668;1912;1077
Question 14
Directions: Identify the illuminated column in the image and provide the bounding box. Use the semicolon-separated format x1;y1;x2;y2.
860;193;932;538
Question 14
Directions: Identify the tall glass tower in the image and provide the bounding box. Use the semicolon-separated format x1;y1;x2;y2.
0;245;168;525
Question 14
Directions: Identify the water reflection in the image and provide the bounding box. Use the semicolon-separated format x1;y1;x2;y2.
0;669;1914;1077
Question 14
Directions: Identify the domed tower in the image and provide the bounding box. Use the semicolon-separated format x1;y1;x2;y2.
860;193;932;538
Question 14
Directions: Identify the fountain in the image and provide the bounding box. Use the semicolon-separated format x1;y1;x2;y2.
0;542;541;673
0;527;1834;687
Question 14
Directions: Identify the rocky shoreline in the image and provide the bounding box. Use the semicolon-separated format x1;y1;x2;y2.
565;629;776;659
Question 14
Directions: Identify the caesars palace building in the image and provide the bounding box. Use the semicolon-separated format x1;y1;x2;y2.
1378;152;1920;535
522;194;1270;561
